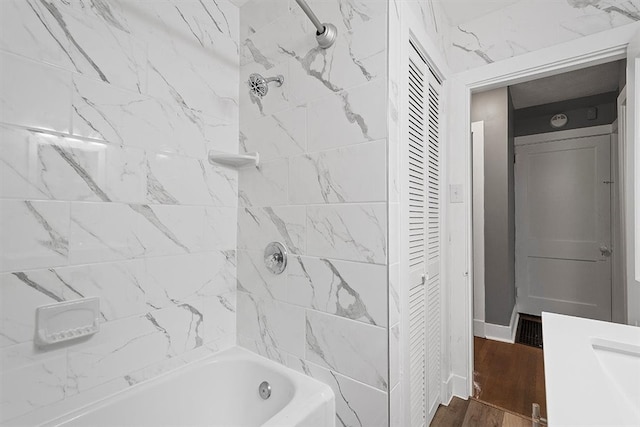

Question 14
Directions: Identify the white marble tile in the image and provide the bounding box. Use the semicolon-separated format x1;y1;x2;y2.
237;249;288;300
305;310;388;391
203;163;240;208
306;204;386;264
205;119;240;155
120;345;219;388
72;76;217;159
289;139;386;204
203;207;238;251
146;153;237;207
203;292;237;345
69;202;231;264
237;291;305;358
307;79;387;151
287;356;388;427
66;305;203;394
151;301;206;355
35;0;147;93
0;344;67;423
144;251;236;307
287;256;387;327
53;260;148;321
448;0;640;72
240;12;307;68
239;0;289;40
0;272;64;347
237;334;288;365
238;206;306;254
71;75;130;144
143;0;239;118
0;52;71;133
32;132;146;203
286;15;387;106
135;205;207;256
240;106;306;161
146;39;238;124
119;96;209;158
239;158;288;206
68;202;145;264
0;200;70;273
0;125;46;200
293;0;388;33
0;0;75;70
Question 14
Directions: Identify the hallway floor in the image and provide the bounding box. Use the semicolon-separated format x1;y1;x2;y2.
473;336;546;418
431;397;531;427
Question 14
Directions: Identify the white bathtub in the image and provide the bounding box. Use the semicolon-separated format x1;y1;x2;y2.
42;347;335;427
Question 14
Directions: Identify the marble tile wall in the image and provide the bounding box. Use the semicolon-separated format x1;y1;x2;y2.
448;0;640;72
0;0;239;423
236;0;390;425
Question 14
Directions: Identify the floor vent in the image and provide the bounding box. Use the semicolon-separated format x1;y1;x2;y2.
515;315;543;348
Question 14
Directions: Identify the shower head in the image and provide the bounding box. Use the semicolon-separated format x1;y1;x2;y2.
248;73;284;98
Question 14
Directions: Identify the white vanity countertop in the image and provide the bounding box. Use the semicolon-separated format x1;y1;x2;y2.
542;312;640;427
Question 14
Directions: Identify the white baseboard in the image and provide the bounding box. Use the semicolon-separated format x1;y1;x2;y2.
473;319;485;338
484;307;519;344
451;374;470;399
441;374;455;405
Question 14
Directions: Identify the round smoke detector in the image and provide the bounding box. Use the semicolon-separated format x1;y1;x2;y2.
550;113;568;128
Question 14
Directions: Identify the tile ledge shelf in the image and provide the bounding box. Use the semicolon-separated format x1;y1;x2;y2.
208;151;260;168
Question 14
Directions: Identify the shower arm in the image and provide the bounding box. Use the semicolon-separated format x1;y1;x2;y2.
294;0;337;49
264;76;284;85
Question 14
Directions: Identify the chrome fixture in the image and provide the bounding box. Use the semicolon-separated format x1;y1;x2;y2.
264;242;287;275
258;381;272;400
248;73;284;98
295;0;337;49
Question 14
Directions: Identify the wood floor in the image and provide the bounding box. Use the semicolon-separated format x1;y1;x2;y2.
473;337;546;418
431;397;532;427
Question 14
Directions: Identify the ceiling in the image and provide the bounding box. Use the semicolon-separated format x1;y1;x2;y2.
509;61;623;109
435;0;521;26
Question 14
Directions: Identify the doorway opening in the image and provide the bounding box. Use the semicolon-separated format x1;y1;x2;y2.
470;59;628;419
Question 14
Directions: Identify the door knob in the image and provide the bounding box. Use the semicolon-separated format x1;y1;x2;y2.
599;245;612;257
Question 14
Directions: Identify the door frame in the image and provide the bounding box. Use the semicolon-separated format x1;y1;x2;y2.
447;22;640;399
471;121;486;338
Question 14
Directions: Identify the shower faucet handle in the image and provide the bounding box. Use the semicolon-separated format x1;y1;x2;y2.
264;242;288;275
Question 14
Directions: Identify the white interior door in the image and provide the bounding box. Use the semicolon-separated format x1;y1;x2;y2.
626;28;640;326
515;134;612;321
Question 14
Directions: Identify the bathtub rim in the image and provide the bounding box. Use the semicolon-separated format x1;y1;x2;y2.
9;346;335;427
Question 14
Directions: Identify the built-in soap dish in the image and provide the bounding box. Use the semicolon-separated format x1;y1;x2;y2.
35;297;101;346
208;150;260;168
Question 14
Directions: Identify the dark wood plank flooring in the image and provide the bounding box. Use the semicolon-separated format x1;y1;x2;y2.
474;336;546;418
432;397;531;427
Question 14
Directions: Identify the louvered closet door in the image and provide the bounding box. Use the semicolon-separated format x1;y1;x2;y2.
425;59;442;424
406;42;442;427
407;45;427;427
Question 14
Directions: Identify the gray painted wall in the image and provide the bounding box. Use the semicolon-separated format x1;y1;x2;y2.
514;92;618;136
471;88;516;327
